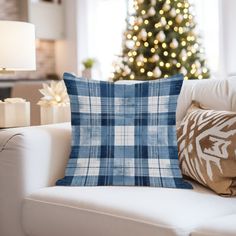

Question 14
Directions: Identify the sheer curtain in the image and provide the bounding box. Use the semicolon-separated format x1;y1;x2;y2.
86;0;127;80
190;0;220;77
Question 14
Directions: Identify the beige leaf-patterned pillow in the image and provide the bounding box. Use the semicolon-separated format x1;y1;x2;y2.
178;102;236;196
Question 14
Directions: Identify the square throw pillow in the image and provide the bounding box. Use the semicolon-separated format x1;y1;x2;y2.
56;72;192;189
178;102;236;196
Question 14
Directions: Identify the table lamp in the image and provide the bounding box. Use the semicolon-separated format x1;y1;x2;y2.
0;21;36;128
0;21;36;73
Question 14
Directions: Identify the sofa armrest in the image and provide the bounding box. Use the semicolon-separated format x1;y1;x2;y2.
0;123;71;236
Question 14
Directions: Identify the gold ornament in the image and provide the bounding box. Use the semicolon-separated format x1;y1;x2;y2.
163;2;171;11
126;40;135;49
137;0;144;3
176;14;184;24
153;67;162;78
136;54;144;62
195;61;201;68
136;17;143;25
150;54;160;62
156;31;166;42
170;39;179;49
160;17;167;26
169;8;176;17
180;49;187;57
139;29;147;40
124;66;131;75
180;67;187;75
151;0;156;6
148;7;156;16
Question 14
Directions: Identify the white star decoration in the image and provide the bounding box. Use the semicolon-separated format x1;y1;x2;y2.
38;81;69;107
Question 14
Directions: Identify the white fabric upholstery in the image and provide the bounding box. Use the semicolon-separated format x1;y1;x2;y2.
192;214;236;236
0;123;71;236
22;183;236;236
0;78;236;236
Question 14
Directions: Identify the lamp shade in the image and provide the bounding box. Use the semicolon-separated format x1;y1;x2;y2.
0;21;36;71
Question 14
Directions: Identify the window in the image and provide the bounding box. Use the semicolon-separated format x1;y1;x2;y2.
190;0;220;76
85;0;127;80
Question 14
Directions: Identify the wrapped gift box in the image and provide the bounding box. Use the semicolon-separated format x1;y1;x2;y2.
0;101;30;128
40;105;71;125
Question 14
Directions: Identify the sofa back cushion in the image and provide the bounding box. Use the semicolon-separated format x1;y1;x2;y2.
56;73;192;189
176;79;231;125
117;79;233;126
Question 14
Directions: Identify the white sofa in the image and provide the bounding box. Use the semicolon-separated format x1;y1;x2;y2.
1;79;236;236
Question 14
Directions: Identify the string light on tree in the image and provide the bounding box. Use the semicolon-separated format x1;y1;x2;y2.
162;42;167;48
147;71;153;77
113;0;210;81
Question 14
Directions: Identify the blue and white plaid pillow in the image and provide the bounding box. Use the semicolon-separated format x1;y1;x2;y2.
56;73;192;189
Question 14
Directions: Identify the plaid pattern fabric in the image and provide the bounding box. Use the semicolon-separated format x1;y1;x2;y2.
56;73;192;189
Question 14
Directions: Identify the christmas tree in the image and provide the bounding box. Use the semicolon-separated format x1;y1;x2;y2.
112;0;210;81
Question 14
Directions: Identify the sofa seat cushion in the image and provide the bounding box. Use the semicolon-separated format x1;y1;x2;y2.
22;183;236;236
192;214;236;236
